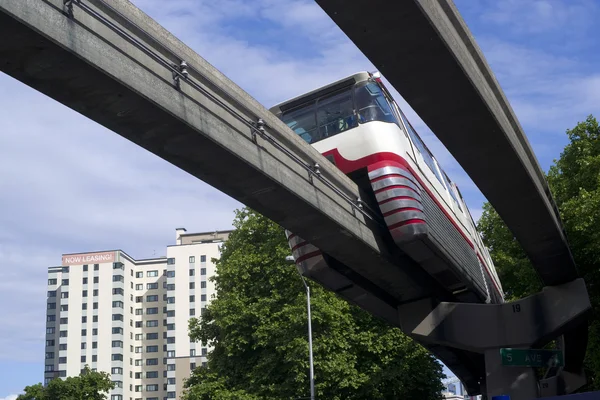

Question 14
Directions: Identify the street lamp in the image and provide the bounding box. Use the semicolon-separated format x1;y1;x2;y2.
286;255;315;400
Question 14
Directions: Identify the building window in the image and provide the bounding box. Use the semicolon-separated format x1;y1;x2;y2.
146;320;158;327
59;318;68;324
111;354;123;361
201;307;206;316
166;284;175;291
135;296;143;303
135;308;143;315
189;282;195;289
58;357;67;364
200;268;206;275
146;358;158;366
112;327;123;335
166;310;175;317
134;346;142;353
45;339;55;347
93;289;98;296
200;255;206;262
112;314;124;321
135;284;143;290
61;279;69;286
146;295;158;302
62;266;69;273
92;342;97;349
93;303;98;309
81;343;86;349
166;271;175;278
83;277;88;285
166;297;175;304
48;290;56;298
112;275;124;283
166;258;176;265
92;328;98;335
189;295;195;303
112;301;124;308
201;294;207;302
201;281;206;288
92;355;97;362
146;332;159;340
146;346;158;353
147;283;158;290
166;364;176;371
146;384;159;392
167;337;175;344
135;271;143;278
94;264;99;271
146;307;158;315
190;349;196;356
146;371;158;379
81;355;86;363
113;262;123;270
113;288;124;295
46;327;55;334
189;256;195;263
82;303;87;310
189;269;195;276
60;292;69;299
59;330;67;338
167;324;175;331
112;341;123;348
45;352;54;359
147;270;158;277
135;321;143;328
189;309;195;316
166;350;175;358
83;265;88;271
48;279;57;285
45;364;54;372
93;277;99;284
47;303;56;310
82;316;87;323
59;344;67;350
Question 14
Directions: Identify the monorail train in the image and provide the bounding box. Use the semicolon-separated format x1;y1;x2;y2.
270;71;504;305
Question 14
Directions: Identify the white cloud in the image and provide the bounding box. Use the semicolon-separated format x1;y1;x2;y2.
478;0;597;34
0;395;19;400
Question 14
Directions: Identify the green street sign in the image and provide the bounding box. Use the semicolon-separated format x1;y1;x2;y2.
500;348;564;367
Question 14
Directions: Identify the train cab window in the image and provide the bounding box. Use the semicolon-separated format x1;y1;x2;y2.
354;82;397;124
281;103;318;144
316;88;357;140
398;110;444;185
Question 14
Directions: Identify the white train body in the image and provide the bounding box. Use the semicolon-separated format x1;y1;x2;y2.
271;71;504;304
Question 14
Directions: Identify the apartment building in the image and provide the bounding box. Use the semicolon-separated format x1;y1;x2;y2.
44;228;231;400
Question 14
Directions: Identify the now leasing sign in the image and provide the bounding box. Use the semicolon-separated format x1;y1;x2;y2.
500;348;564;367
62;251;115;266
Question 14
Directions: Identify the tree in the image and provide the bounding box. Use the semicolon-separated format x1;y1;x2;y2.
17;366;114;400
184;208;445;400
478;115;600;389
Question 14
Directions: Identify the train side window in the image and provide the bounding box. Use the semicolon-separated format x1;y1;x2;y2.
442;171;463;211
398;111;444;185
281;103;318;144
354;82;397;124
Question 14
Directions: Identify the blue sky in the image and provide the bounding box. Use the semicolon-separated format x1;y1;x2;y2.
1;0;599;397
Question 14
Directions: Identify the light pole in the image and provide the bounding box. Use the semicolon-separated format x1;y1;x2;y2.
286;255;315;400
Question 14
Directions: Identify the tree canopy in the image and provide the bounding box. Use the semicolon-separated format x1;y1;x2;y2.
17;366;114;400
184;208;445;400
478;115;600;389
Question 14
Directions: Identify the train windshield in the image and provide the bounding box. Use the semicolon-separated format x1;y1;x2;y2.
354;81;396;124
281;80;397;144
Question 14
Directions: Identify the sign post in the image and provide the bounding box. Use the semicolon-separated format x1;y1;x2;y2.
500;348;564;368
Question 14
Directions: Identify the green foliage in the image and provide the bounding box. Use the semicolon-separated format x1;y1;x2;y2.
17;366;114;400
184;208;444;400
478;115;600;389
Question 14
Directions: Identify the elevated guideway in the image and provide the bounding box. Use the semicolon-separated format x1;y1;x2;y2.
313;0;589;396
0;0;448;306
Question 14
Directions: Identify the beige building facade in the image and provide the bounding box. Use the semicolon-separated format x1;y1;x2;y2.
44;229;231;400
